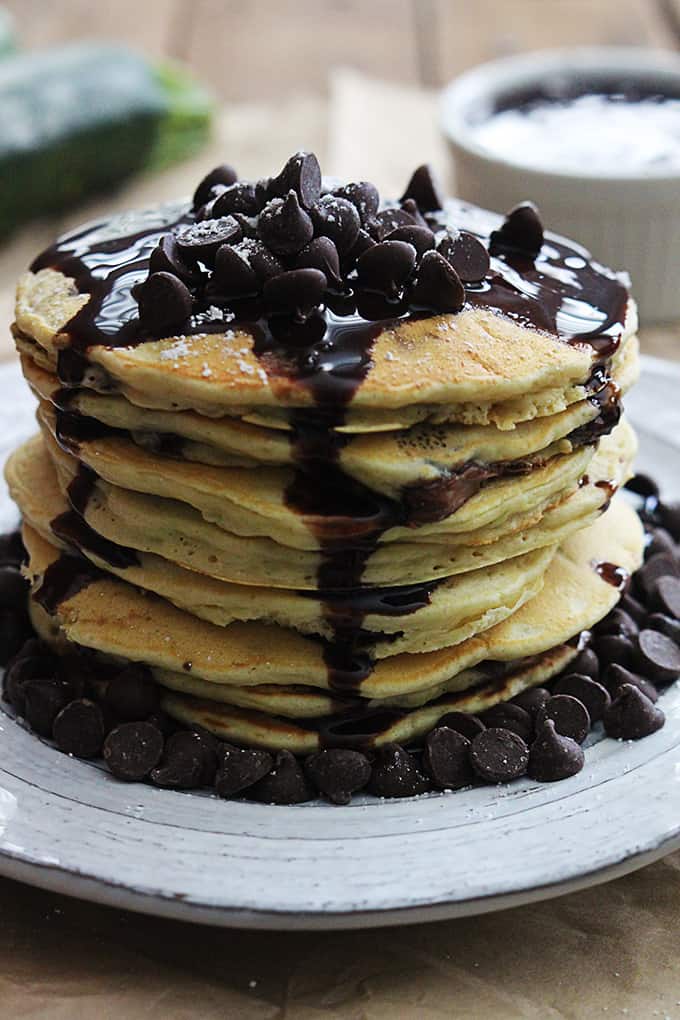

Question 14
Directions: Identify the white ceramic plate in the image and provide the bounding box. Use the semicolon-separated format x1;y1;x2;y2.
0;357;679;931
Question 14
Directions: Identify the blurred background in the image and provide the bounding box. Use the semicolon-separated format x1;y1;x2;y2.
7;0;678;100
0;0;679;341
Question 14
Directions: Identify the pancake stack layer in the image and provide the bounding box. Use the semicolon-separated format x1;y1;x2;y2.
5;153;646;776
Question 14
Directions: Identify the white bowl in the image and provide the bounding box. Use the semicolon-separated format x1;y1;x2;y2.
440;47;680;324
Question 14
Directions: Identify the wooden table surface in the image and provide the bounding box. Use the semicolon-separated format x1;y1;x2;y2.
4;0;680;100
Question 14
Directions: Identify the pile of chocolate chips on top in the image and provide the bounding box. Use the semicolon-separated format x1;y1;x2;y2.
133;151;543;336
0;475;678;805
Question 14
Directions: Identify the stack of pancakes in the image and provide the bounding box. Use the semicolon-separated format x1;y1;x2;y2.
5;159;644;755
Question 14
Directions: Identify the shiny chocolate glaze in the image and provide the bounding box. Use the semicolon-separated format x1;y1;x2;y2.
29;194;629;689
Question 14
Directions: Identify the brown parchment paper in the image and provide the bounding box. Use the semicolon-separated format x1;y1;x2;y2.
0;70;679;1020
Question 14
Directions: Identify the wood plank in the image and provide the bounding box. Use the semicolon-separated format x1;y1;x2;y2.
429;0;678;83
657;0;680;42
186;0;420;99
2;0;182;57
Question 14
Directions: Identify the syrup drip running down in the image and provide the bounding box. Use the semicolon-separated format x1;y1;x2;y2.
29;193;629;692
596;561;629;591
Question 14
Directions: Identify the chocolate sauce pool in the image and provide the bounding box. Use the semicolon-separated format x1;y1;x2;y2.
30;196;629;692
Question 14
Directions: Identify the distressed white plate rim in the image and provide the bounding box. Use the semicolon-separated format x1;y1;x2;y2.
0;356;679;931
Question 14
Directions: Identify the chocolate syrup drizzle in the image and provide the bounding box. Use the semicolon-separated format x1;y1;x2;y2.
596;561;629;590
30;195;629;696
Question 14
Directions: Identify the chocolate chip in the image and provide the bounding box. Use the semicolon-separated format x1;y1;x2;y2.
369;207;416;240
254;178;271;208
14;637;51;662
3;649;56;712
54;654;91;701
305;748;371;805
231;212;259;239
626;474;660;500
0;530;25;567
53;699;105;759
215;743;274;798
248;749;315;804
331;181;380;223
311;195;361;254
169;730;220;785
356;240;417;299
645;527;676;561
537;695;590;744
267;151;322;209
192;163;238;209
258;190;314;255
596;608;639;639
637;496;662;530
104;665;159;722
603;662;659;703
103;721;164;780
638;553;680;598
146;711;180;738
193;197;219;222
649;575;680;620
176;216;242;265
593;633;635;670
470;728;529;783
400;199;429;228
659;501;680;542
386;224;436;257
149;730;217;790
240;239;285;282
210;243;259;299
620;593;647;626
295;236;342;287
489;202;544;260
567;646;600;682
437;711;485;741
134;272;192;336
342;227;376;268
366;743;430;798
528;719;585;782
603;683;665;740
0;566;27;610
23;677;71;737
646;612;680;644
263;268;326;321
648;526;672;558
480;703;533;743
637;628;680;683
510;686;551;719
423;726;474;790
437;231;490;283
149;234;201;286
0;609;32;666
212;181;260;217
150;751;202;790
400;164;443;212
552;674;611;723
409;250;465;313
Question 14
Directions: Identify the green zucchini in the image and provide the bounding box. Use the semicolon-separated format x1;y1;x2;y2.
0;8;16;58
0;42;213;236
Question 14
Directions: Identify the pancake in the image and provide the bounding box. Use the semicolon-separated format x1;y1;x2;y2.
9;435;557;655
36;419;635;589
21;334;639;492
24;494;643;750
7;156;645;784
38;400;605;552
157;646;578;753
20;495;643;703
15;193;632;432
